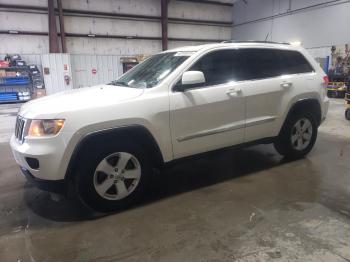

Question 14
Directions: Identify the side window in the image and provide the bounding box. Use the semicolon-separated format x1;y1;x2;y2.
189;49;246;86
241;49;283;80
278;50;314;74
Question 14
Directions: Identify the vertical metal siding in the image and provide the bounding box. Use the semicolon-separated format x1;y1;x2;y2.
306;47;332;59
1;53;124;95
71;54;122;89
41;53;73;95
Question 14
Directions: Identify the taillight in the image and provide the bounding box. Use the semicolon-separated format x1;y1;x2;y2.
323;76;329;86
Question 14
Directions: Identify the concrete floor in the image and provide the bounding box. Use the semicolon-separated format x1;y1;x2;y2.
1;99;350;261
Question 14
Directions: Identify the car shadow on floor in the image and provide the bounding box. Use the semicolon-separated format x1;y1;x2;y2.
23;144;293;222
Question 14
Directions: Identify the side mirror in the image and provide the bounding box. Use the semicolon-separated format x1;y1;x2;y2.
182;71;205;86
175;71;206;91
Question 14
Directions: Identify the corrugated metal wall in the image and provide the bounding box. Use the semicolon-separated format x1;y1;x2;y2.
306;47;332;60
2;53;125;95
41;54;73;95
0;0;232;55
40;54;125;94
70;55;122;88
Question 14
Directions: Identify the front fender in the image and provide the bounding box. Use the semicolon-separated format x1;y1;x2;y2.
62;124;166;182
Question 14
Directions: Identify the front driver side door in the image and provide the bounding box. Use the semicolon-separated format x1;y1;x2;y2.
169;49;246;159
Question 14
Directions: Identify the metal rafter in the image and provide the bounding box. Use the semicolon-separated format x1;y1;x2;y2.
48;0;59;53
161;0;169;51
57;0;67;53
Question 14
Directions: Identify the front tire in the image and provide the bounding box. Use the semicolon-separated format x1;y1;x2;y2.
274;111;318;159
75;143;152;212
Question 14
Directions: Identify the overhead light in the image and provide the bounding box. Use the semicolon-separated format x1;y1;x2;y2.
87;34;96;37
9;30;19;34
290;41;302;46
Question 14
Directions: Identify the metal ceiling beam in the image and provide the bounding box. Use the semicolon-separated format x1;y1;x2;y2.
48;0;59;53
0;30;222;42
57;0;67;53
161;0;169;51
176;0;234;6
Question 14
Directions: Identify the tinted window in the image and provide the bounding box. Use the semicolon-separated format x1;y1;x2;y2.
189;49;246;86
184;48;314;87
239;49;314;80
240;49;282;80
278;50;314;74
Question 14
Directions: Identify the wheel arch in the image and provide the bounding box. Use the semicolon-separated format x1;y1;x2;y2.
280;98;322;134
64;125;165;182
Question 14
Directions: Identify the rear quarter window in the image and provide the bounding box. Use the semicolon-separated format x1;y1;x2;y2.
240;48;314;81
278;50;314;75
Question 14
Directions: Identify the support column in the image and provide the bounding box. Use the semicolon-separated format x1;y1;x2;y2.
161;0;169;51
48;0;59;53
57;0;67;53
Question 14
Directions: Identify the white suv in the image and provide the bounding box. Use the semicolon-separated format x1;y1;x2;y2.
11;42;329;211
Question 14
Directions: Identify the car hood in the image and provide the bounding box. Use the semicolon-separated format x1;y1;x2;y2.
19;85;144;118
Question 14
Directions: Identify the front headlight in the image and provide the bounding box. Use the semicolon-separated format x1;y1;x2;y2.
27;119;65;137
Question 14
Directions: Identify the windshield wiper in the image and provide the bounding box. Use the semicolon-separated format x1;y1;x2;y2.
108;80;129;87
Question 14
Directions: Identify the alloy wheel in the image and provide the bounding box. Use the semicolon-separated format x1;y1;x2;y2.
93;152;141;200
291;118;313;151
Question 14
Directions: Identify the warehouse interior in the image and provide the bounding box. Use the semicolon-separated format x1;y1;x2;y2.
1;0;350;261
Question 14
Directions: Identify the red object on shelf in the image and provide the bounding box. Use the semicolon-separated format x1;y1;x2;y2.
0;61;9;68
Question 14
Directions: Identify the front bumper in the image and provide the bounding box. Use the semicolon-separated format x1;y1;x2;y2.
20;167;66;193
10;134;69;181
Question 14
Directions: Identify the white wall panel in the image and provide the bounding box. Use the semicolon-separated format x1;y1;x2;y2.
71;54;121;88
41;54;73;94
66;38;161;55
65;16;160;36
232;0;350;48
62;0;160;16
233;0;274;24
306;46;331;59
168;41;207;49
0;12;47;32
271;2;350;47
169;1;232;22
0;35;49;54
232;20;273;41
291;0;333;9
0;0;46;6
169;23;231;40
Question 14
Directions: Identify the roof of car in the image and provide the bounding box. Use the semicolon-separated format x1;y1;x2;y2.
167;41;294;53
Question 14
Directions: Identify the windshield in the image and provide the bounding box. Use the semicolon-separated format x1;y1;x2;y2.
109;52;190;88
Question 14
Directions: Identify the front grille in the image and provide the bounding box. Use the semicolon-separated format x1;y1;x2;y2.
15;116;26;143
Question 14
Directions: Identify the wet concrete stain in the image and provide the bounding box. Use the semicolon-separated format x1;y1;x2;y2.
0;99;350;261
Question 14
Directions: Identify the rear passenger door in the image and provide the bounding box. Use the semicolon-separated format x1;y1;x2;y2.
241;48;315;142
240;48;290;142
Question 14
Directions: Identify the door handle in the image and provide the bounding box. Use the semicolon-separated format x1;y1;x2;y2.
226;87;242;95
281;81;293;89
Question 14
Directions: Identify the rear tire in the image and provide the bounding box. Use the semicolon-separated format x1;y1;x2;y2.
274;111;318;159
75;142;152;212
346;108;350;121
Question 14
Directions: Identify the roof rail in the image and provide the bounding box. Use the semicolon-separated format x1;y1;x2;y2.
221;40;290;45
